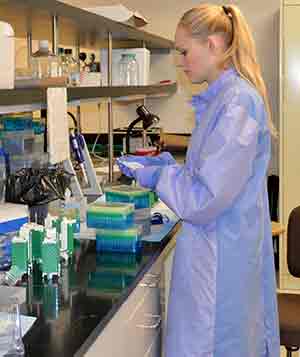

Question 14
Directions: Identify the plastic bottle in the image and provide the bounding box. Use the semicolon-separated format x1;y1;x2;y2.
64;49;80;86
118;53;139;86
0;21;15;89
31;40;60;79
57;47;65;76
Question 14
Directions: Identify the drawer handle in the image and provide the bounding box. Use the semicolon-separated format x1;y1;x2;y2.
139;274;160;288
137;314;161;329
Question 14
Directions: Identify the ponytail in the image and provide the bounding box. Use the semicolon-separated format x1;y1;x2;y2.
178;4;277;137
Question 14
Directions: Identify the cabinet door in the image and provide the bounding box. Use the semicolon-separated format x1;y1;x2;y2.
280;3;300;289
281;4;300;247
80;103;103;134
84;280;149;356
126;285;161;357
83;307;128;357
84;259;163;357
144;327;162;357
125;259;163;357
164;246;175;321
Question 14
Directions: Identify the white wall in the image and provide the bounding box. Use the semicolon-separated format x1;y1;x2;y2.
64;0;280;172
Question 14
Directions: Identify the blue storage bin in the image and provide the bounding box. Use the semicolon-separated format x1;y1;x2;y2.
0;203;28;270
32;121;45;135
1;130;35;155
0;233;14;270
1;116;32;131
33;133;44;153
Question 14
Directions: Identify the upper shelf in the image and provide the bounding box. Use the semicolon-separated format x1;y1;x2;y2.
0;0;174;50
0;82;177;113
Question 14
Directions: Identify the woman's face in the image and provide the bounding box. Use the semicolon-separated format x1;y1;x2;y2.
175;25;222;84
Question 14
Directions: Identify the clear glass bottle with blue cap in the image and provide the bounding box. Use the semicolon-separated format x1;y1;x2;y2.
118;53;139;86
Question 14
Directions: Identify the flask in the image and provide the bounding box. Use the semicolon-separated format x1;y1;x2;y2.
0;21;15;89
31;40;60;79
118;53;139;86
64;49;80;86
7;298;25;356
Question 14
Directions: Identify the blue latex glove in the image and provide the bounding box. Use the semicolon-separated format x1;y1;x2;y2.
117;152;175;178
132;165;162;190
116;158;141;178
119;152;176;167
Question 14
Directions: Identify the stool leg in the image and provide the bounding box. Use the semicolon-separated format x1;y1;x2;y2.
286;346;300;357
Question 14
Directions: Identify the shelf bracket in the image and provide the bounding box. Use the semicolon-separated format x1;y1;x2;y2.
107;31;114;183
52;15;59;55
26;14;32;68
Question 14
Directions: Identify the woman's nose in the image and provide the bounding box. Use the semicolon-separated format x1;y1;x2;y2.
174;52;185;68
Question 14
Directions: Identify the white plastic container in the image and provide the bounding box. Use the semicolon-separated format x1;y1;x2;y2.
0;21;15;89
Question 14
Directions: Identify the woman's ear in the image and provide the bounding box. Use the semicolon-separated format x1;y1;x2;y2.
207;34;226;56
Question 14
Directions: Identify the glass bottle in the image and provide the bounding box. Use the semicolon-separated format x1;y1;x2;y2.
118;53;139;86
31;40;60;79
64;49;80;86
79;52;89;72
89;53;99;72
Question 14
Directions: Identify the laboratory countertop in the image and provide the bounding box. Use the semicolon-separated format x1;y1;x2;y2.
21;220;180;357
19;199;281;356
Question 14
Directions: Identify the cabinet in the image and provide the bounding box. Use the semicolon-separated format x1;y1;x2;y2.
279;0;300;290
144;329;161;357
163;246;175;322
83;258;163;357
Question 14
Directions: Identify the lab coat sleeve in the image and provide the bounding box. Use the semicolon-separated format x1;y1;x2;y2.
156;102;261;226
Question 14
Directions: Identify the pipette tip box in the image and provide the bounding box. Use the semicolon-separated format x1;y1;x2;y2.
87;202;134;229
105;185;151;209
95;226;142;253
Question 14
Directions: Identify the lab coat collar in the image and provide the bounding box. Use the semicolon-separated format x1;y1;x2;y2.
191;67;237;108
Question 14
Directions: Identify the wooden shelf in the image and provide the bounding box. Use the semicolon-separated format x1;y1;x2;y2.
68;82;177;101
0;82;177;113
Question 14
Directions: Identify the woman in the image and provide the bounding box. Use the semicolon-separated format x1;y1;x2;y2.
118;4;279;356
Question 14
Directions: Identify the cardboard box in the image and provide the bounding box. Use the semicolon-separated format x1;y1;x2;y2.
85;5;148;28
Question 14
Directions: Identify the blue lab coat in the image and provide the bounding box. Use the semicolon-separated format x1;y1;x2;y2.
156;69;280;357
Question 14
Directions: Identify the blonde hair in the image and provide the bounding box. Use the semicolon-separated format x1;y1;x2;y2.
178;4;277;137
